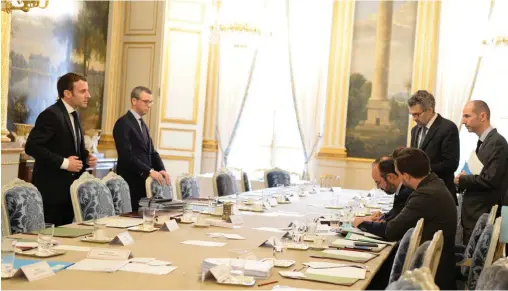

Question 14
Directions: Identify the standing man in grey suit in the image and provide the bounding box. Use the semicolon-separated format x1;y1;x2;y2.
455;100;508;244
408;90;460;205
113;86;170;211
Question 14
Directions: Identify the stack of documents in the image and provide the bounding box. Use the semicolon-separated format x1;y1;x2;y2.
201;258;273;279
139;198;185;210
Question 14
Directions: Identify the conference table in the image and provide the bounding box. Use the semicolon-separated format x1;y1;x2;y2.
3;188;395;290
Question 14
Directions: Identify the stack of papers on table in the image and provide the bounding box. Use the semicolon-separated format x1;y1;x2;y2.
120;258;176;275
344;233;395;245
330;238;387;252
279;264;366;286
312;249;377;263
139;198;185;209
202;258;273;279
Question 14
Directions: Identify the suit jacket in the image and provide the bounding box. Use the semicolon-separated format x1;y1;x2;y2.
411;114;460;204
382;185;412;221
359;173;457;290
25;99;89;206
459;128;508;229
113;111;165;208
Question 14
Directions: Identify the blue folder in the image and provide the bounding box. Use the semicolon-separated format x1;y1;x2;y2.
462;162;472;175
13;258;73;272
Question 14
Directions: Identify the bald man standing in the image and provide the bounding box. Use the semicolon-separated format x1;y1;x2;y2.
455;100;508;244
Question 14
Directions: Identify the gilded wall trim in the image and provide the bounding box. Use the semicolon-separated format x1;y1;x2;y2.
1;10;11;142
202;139;218;152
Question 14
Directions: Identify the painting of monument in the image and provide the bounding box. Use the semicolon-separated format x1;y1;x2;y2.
345;1;417;158
7;0;109;135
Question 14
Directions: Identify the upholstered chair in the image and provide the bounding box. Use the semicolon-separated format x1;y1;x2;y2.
241;171;252;192
386;267;439;290
409;231;443;279
456;193;464;244
145;177;173;200
213;169;238;197
456;213;489;276
1;178;45;235
176;174;200;200
70;172;115;222
102;172;132;215
467;223;495;289
264;167;291;188
476;257;508;290
389;218;424;284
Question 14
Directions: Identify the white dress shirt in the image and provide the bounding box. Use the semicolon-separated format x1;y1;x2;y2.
60;100;78;170
129;109;144;132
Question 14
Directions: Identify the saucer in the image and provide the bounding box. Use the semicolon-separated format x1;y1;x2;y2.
128;225;160;232
179;220;194;224
81;235;113;243
193;223;211;228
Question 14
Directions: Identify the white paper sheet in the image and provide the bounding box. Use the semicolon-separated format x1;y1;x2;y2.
128;257;155;264
148;260;172;266
67;259;129;272
207;233;246;240
181;240;226;247
306;266;366;279
120;263;177;275
82;217;143;228
54;245;92;252
466;151;484;175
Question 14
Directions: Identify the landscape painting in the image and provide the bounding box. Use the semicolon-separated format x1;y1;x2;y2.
7;0;109;135
345;0;417;159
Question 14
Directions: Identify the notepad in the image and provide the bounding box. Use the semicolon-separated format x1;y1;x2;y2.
305;266;366;279
29;227;92;238
313;249;377;263
181;240;226;247
120;263;177;275
13;259;73;272
345;233;395;245
67;259;129;272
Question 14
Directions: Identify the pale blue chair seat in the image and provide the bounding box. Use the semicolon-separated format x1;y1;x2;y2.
264;168;291;188
145;176;173;200
213;170;238;197
103;172;132;215
1;179;45;235
176;174;200;200
70;172;115;222
476;257;508;290
456;212;489;276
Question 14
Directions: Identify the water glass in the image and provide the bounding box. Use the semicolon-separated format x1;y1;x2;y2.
229;249;248;278
93;220;107;240
142;207;156;229
37;223;54;255
1;238;16;278
182;204;194;222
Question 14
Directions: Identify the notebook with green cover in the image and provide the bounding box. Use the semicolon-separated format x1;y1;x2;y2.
310;249;377;263
30;227;92;238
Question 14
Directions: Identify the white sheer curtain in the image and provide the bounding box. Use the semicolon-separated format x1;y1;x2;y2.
456;0;508;172
287;0;332;178
434;0;491;126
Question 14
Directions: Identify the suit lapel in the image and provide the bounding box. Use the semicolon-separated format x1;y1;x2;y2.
478;129;497;161
411;127;418;148
126;111;148;151
420;115;442;150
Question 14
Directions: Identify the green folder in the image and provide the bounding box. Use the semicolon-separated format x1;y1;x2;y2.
30;227;92;238
303;272;359;286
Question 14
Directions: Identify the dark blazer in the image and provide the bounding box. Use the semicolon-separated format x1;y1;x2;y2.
25;99;89;225
411;114;460;204
459;128;508;230
113;111;165;210
382;185;412;221
359;173;457;290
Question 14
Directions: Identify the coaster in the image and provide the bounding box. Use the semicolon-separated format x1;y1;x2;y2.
16;248;66;258
273;259;296;268
80;235;114;244
127;225;160;232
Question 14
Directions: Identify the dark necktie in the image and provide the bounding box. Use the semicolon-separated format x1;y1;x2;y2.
476;140;483;154
71;111;81;158
139;118;150;146
419;127;428;149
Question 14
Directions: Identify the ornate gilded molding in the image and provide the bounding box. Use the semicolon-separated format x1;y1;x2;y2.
97;133;116;150
316;0;355;160
1;10;11;142
202;139;218;153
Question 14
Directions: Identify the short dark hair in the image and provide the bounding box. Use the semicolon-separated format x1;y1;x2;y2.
393;147;430;178
373;156;396;179
471;100;491;120
408;90;435;111
131;86;152;100
57;73;87;98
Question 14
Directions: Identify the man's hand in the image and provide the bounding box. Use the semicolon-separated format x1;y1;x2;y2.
454;171;466;185
88;154;97;167
352;216;373;228
67;156;83;172
371;211;383;221
150;170;164;185
160;170;171;185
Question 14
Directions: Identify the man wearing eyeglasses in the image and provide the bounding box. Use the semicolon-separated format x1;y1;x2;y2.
408;90;459;205
113;86;170;211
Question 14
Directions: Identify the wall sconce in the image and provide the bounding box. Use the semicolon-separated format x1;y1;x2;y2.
1;0;49;13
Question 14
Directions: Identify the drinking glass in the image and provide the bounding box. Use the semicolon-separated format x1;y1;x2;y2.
37;223;54;255
142;207;156;229
93;219;107;240
1;238;16;278
229;249;248;279
182;204;194;222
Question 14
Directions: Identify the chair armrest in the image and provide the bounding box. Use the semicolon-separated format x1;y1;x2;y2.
455;258;472;267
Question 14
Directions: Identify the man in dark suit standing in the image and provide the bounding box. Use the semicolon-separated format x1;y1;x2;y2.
113;86;170;211
455;100;508;244
25;73;97;226
355;148;457;290
408;90;460;205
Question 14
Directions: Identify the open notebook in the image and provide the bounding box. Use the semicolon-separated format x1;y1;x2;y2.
311;249;377;263
280;266;366;286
